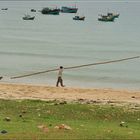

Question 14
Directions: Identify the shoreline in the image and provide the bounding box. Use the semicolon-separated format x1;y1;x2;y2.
0;83;140;105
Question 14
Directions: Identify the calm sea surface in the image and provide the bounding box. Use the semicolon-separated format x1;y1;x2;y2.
0;1;140;89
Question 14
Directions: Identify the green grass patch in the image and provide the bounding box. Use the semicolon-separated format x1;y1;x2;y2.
0;99;140;139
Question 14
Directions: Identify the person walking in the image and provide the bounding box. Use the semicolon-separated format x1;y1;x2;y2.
56;66;65;87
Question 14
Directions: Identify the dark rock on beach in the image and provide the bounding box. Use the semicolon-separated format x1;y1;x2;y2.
1;130;8;134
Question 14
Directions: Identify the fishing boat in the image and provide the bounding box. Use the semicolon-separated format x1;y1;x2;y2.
98;15;115;22
61;6;78;13
73;16;85;20
31;9;36;12
1;8;8;10
41;7;60;15
107;13;120;18
22;15;35;20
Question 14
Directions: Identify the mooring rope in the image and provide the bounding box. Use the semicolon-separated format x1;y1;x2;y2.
11;56;140;79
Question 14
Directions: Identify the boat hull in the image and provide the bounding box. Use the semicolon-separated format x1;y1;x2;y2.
23;16;35;20
61;7;78;13
98;18;114;22
41;8;60;15
98;15;115;22
73;16;85;20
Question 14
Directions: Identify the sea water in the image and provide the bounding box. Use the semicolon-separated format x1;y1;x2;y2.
0;0;140;89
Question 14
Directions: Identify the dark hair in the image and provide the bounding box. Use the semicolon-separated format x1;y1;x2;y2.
60;66;63;69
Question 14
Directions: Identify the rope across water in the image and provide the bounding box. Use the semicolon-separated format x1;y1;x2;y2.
11;56;140;79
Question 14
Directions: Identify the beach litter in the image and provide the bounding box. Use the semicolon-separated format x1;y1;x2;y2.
119;121;128;127
38;125;49;133
4;117;11;122
54;124;72;130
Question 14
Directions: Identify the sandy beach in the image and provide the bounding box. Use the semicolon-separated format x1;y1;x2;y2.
0;83;140;105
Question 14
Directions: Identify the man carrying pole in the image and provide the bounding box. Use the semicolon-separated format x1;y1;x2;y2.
56;66;65;87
